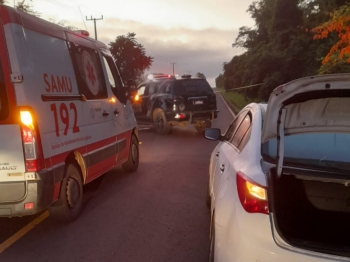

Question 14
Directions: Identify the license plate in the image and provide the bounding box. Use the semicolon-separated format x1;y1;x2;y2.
193;100;203;105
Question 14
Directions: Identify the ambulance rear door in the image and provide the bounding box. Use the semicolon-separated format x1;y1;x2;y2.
0;9;27;205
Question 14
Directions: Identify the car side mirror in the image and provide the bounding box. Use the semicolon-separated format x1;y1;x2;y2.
204;128;222;141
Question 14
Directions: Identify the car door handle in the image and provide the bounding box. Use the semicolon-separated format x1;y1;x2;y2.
216;152;220;157
114;109;119;115
102;111;110;116
220;164;225;172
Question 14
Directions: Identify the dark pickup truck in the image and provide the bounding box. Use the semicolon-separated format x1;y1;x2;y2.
131;74;219;134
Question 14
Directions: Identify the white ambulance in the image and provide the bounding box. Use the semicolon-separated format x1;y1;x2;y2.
0;5;139;222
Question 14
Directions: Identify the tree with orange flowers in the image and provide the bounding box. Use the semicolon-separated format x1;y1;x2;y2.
312;4;350;64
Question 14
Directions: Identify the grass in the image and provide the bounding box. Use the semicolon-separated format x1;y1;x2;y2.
216;87;262;114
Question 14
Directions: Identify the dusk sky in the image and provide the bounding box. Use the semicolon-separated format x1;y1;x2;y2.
15;0;255;86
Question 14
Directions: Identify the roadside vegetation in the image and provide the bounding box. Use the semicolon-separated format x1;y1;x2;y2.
216;0;350;102
216;86;264;114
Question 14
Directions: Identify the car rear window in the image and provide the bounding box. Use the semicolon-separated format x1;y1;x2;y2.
174;79;213;95
262;133;350;171
0;58;9;120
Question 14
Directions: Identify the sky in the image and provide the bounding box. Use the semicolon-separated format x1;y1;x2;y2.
15;0;256;87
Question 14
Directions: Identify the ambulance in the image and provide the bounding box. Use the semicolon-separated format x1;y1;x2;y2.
0;5;139;222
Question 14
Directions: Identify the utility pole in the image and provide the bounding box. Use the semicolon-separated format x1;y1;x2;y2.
170;62;176;75
86;16;103;40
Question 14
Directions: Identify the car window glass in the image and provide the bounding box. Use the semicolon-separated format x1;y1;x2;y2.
68;42;107;100
174;79;213;95
155;83;163;93
137;85;146;95
148;83;157;95
101;54;126;103
159;80;174;93
102;56;115;88
233;113;252;150
164;82;172;94
225;110;248;141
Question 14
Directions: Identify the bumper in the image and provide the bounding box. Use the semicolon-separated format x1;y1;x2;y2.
0;169;55;217
166;110;219;123
214;200;346;262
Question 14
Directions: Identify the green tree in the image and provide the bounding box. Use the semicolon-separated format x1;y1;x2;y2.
196;72;206;78
109;32;153;83
215;73;225;88
15;0;40;16
220;0;350;103
312;3;350;73
47;18;80;31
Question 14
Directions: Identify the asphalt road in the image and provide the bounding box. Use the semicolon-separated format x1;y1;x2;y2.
0;94;233;262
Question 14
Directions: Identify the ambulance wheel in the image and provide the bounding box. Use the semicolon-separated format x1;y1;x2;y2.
49;163;83;222
153;109;171;135
122;135;139;173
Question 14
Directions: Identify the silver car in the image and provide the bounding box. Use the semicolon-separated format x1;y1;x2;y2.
205;74;350;261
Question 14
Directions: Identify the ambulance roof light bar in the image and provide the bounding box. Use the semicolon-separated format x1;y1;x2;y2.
147;74;175;80
74;30;90;37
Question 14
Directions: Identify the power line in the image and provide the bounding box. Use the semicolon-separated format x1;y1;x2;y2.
214;83;264;93
78;5;87;31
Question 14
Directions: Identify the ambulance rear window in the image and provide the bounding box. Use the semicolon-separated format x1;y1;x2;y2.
68;42;108;100
0;59;9;120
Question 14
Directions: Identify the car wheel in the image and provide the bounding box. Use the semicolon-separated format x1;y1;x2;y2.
209;216;215;262
153;109;171;135
122;134;139;172
49;163;83;222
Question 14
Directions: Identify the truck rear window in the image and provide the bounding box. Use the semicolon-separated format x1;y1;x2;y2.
174;79;213;95
0;59;9;120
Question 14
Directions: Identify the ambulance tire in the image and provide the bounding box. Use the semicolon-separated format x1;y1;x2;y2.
49;163;83;223
153;109;171;135
122;134;139;173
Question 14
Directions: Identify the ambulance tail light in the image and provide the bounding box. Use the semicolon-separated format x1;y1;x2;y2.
20;110;44;172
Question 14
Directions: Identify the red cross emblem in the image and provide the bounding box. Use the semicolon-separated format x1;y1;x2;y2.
82;50;99;95
86;61;96;86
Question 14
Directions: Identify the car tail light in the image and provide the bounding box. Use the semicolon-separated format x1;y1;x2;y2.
175;113;186;119
237;171;268;214
20;109;44;172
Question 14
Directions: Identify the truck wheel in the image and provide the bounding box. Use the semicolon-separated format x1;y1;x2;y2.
153;109;171;135
122;134;139;173
49;163;83;222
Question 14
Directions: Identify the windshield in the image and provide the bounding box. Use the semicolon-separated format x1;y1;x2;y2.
262;133;350;171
